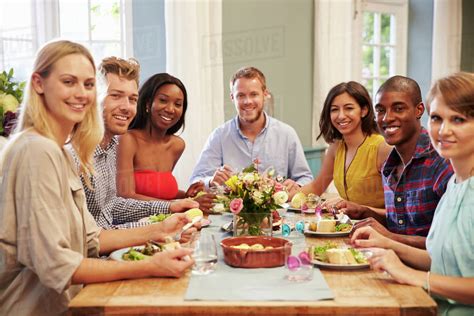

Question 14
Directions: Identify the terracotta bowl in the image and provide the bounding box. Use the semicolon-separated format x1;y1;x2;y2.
220;236;291;268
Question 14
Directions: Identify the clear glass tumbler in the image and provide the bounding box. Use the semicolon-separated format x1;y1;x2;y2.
192;233;218;275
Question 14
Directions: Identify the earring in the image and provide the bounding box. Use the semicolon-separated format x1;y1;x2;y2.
146;108;149;113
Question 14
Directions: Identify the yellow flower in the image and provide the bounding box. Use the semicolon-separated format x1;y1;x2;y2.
225;175;239;191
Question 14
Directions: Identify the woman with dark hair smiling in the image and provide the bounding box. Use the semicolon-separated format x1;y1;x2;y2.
298;81;391;209
116;73;214;210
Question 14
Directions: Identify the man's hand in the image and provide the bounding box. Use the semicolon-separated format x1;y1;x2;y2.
351;217;392;238
185;181;205;198
194;193;217;213
148;248;195;277
282;179;300;198
210;165;234;186
169;199;199;213
335;200;368;219
350;225;393;249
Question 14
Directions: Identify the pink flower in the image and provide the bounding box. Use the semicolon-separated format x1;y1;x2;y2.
274;182;284;192
229;198;244;214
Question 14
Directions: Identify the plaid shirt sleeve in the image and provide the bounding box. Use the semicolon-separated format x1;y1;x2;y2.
70;141;172;230
104;197;171;227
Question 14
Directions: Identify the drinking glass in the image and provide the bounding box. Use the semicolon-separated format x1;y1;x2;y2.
284;243;313;282
192;233;218;275
306;193;320;209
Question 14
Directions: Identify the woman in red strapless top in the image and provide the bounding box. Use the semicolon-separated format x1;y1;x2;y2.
115;73;214;210
134;170;179;200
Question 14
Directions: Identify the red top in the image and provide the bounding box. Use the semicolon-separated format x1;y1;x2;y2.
134;170;179;200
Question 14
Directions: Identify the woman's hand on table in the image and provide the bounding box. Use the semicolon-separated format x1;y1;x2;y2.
350;225;392;249
148;248;195;277
194;193;216;213
185;181;205;198
368;248;420;286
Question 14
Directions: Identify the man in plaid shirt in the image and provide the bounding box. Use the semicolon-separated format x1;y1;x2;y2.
337;76;453;249
71;57;197;229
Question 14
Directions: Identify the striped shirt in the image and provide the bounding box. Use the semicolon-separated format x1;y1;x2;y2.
382;127;453;236
69;136;170;229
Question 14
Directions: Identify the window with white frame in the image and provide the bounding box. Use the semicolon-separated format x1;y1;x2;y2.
0;0;131;82
352;0;408;97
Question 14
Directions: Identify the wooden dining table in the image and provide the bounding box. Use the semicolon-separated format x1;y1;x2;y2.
68;221;437;316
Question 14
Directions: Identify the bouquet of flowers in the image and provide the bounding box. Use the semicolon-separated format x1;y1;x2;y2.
219;161;288;236
0;69;24;137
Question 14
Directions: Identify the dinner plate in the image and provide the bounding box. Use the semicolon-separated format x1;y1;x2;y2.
200;218;211;227
109;246;147;262
303;223;353;237
287;207;302;213
304;229;351;237
311;259;369;270
139;216;211;228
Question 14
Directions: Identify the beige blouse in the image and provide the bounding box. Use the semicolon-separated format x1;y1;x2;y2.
0;131;101;315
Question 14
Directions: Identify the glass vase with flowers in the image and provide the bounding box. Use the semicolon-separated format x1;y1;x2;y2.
219;161;288;236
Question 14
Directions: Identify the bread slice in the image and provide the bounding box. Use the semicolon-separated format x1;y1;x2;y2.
326;248;357;264
317;219;337;232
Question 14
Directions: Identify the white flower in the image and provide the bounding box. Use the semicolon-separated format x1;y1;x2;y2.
212;203;226;213
252;191;264;205
243;173;255;185
273;191;288;205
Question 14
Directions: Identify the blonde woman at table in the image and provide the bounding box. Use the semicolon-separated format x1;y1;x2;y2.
298;81;391;210
351;72;474;308
0;40;195;316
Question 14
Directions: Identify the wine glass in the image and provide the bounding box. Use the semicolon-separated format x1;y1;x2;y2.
192;233;218;275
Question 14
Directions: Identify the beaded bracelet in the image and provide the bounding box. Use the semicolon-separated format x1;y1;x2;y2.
423;271;431;295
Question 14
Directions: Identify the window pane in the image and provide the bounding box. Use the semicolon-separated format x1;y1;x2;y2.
362;78;374;98
380;46;390;76
362;45;373;77
90;0;121;41
90;42;121;62
59;0;90;40
0;1;35;81
362;12;374;44
380;14;391;44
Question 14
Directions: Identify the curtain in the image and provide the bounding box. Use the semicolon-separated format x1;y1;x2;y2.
431;0;462;81
165;0;224;189
312;0;354;146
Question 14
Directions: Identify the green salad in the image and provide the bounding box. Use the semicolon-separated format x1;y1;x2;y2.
311;242;367;264
149;213;171;223
122;242;162;261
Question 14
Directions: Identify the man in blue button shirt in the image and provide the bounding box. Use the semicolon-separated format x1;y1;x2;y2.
190;66;313;194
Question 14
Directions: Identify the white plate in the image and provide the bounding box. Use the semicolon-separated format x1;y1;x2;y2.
311;259;369;270
304;229;351;237
287;207;302;213
303;220;353;237
200;218;211;227
109;246;149;262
